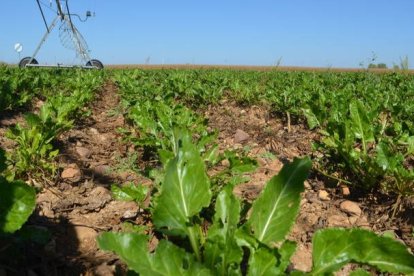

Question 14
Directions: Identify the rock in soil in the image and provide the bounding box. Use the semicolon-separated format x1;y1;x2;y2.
318;190;330;201
340;200;362;216
84;186;112;211
76;146;92;159
123;209;138;219
234;129;250;143
327;214;350;227
93;164;111;176
340;185;351;196
61;164;82;182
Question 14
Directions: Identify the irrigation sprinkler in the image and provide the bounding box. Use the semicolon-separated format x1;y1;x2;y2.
19;0;103;69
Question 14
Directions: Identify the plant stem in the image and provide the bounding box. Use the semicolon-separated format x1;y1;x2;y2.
314;167;352;185
187;226;201;262
287;111;291;133
391;194;402;219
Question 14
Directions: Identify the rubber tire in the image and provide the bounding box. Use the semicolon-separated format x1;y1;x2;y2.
19;57;38;68
86;59;104;69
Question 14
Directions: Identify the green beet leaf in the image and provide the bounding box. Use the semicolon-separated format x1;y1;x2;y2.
277;240;297;274
348;101;375;154
204;185;243;275
224;150;258;174
234;226;260;253
0;180;36;234
97;232;212;276
248;157;311;245
245;237;296;275
302;108;320;129
247;247;278;276
153;130;212;235
111;183;148;204
407;135;414;154
312;228;414;275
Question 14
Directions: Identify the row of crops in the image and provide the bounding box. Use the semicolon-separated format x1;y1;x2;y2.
0;67;105;267
114;69;414;197
1;66;414;274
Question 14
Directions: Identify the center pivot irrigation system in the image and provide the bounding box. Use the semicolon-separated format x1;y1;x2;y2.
19;0;103;69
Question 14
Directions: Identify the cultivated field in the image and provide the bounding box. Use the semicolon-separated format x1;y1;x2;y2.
1;66;414;275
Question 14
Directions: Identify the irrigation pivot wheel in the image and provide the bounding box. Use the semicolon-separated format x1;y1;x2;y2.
19;57;39;68
86;59;104;69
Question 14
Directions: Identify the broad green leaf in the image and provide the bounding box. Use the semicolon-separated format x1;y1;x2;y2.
375;142;403;172
247;247;278;276
111;183;148;203
234;226;260;252
375;142;391;171
248;157;311;245
321;136;337;148
121;222;148;234
24;113;42;128
239;233;296;275
97;233;212;276
381;230;398;240
302;108;320;129
312;228;414;275
224;151;258;174
153;130;212;235
290;272;306;276
204;185;243;275
158;149;175;166
197;131;218;153
407;136;414;154
202;144;220;165
277;240;297;274
0;180;36;234
349;101;375;152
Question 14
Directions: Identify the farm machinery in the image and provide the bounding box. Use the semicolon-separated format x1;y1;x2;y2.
19;0;103;69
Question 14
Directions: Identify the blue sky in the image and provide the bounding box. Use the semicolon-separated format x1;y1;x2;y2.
0;0;413;68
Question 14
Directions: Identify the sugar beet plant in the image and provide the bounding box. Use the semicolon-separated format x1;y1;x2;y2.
313;99;414;197
0;148;35;235
0;147;52;269
115;70;221;173
98;131;414;275
5;69;105;182
125;99;215;165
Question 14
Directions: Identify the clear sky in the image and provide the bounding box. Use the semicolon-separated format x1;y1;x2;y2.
0;0;413;68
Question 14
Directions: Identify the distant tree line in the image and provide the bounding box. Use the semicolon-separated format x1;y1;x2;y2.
367;56;410;70
368;63;388;69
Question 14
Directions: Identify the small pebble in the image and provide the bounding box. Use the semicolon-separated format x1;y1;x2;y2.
340;200;362;216
318;190;330;201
